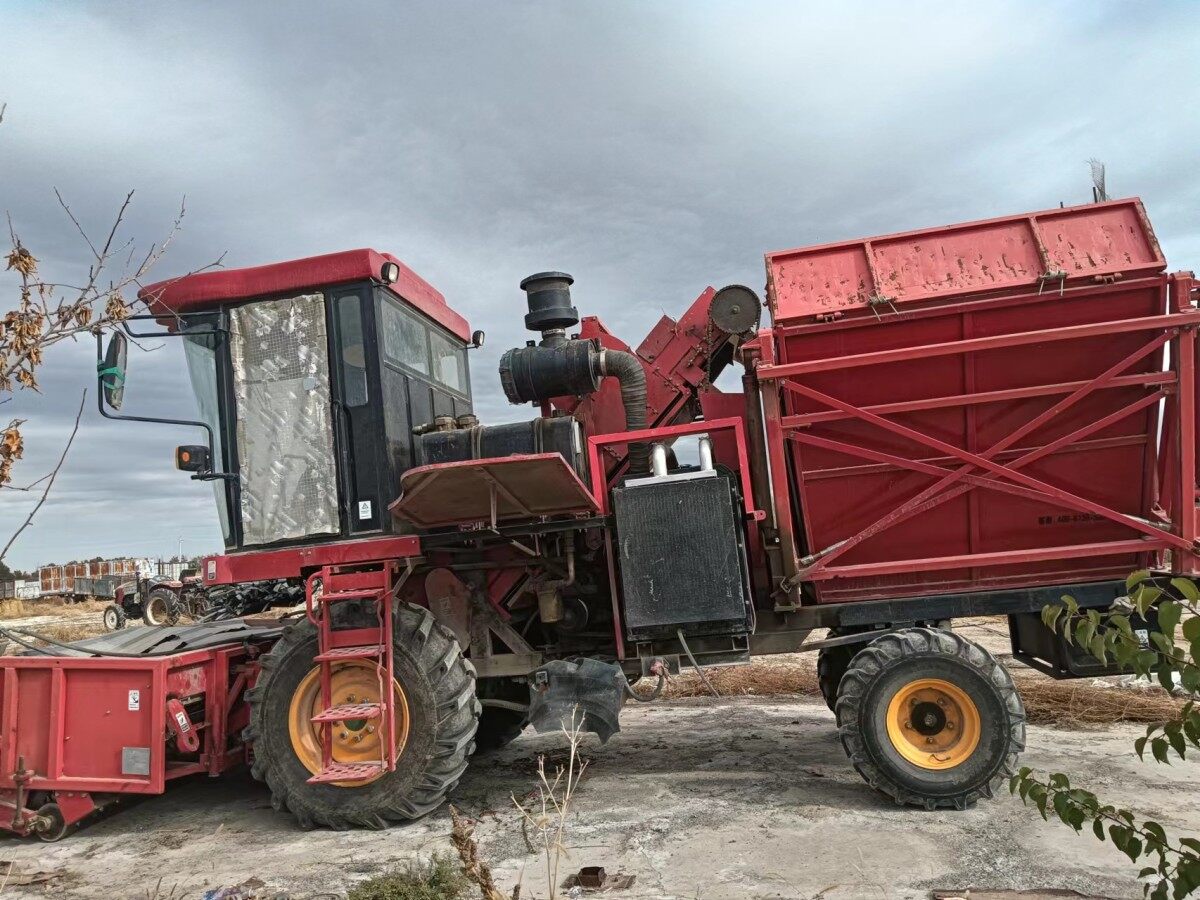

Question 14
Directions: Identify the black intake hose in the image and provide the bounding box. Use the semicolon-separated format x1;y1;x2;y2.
599;348;649;475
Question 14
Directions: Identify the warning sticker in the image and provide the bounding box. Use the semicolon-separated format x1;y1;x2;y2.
128;689;140;711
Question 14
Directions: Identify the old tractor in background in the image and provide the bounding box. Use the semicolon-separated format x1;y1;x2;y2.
105;572;209;629
0;197;1194;838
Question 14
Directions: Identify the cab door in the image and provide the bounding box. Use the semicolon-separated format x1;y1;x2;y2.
330;287;387;534
228;293;340;545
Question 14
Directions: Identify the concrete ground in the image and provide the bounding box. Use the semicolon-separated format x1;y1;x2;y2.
5;694;1197;900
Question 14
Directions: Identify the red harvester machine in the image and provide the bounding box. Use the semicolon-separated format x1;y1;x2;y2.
1;197;1195;837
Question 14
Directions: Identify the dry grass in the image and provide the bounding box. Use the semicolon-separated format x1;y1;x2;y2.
0;597;107;621
1014;673;1186;727
659;653;1187;728
33;623;102;644
662;658;820;700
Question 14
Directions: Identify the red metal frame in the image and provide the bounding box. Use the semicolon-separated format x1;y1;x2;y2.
202;535;420;586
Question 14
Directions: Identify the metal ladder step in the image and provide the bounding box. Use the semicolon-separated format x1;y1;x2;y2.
311;702;382;724
318;588;389;602
306;761;386;784
314;644;386;662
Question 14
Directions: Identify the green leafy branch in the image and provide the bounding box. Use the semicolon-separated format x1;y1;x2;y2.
1011;570;1200;899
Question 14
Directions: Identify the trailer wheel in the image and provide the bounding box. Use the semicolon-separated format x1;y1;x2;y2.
817;628;868;711
102;604;126;632
142;588;179;627
835;628;1025;810
244;603;479;830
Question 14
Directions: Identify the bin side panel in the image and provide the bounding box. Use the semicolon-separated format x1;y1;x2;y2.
779;277;1166;603
767;198;1164;323
12;669;52;779
61;668;155;782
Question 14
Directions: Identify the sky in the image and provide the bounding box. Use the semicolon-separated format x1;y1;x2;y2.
2;1;1199;572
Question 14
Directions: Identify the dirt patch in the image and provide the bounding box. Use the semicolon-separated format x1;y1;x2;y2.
8;697;1198;900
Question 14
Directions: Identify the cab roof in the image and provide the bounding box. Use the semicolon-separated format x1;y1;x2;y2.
138;248;470;341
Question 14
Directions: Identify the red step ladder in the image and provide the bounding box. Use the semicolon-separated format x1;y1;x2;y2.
303;563;398;784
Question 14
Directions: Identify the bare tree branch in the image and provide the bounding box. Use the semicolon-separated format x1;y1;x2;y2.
0;390;85;563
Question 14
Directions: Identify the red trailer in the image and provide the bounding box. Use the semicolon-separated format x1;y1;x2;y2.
0;196;1194;837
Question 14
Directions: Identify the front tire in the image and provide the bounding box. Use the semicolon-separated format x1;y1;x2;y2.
103;604;126;631
244;603;479;829
835;628;1025;810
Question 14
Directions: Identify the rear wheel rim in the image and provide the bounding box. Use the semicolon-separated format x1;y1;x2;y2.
885;677;980;770
287;661;410;787
145;596;167;625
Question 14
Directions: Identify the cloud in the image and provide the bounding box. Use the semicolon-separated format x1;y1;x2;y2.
2;0;1199;569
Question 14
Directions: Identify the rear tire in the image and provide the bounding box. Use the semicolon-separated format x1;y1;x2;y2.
835;627;1025;810
142;588;179;627
244;603;479;829
817;628;867;711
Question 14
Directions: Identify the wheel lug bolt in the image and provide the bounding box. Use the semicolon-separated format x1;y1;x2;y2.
353;735;362;743
947;722;955;730
904;722;912;730
936;698;946;707
339;731;348;739
366;725;375;734
926;737;936;745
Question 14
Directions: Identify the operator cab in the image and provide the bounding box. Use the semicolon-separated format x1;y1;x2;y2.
114;250;478;552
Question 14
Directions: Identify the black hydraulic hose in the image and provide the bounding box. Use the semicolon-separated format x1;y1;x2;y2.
677;629;722;698
599;349;649;475
622;672;667;703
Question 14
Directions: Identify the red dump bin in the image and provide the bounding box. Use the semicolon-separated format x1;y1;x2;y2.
760;198;1198;603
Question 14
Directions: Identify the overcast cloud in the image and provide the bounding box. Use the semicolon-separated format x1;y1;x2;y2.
2;1;1198;571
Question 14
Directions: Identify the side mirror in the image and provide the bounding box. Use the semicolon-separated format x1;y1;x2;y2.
175;444;210;473
471;329;486;349
99;331;128;411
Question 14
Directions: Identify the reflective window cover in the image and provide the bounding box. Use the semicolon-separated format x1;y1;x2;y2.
230;294;339;544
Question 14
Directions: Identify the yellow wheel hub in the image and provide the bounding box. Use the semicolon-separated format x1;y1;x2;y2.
287;660;410;787
885;677;980;770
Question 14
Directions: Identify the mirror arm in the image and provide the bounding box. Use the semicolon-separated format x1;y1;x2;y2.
93;330;238;483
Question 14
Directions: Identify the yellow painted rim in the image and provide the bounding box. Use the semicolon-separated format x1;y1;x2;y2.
885;677;980;770
287;660;410;787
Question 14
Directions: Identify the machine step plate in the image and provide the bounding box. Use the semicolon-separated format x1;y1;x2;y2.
318;589;387;602
306;761;386;784
314;644;385;662
311;702;382;723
